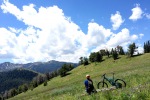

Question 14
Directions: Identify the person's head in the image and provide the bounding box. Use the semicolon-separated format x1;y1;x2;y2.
86;74;90;79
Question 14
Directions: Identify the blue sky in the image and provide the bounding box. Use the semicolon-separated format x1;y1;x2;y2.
0;0;150;63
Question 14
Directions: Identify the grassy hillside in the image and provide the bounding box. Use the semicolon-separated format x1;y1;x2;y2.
9;53;150;100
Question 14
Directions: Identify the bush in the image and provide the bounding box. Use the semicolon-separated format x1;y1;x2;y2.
43;81;48;86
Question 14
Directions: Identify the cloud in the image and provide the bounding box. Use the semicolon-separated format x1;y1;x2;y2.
107;28;138;47
92;28;139;52
0;0;141;63
111;11;124;30
0;0;87;63
145;13;150;19
85;22;112;48
139;33;144;39
137;46;144;54
129;4;143;21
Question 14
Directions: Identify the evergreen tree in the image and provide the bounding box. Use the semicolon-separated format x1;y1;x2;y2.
144;40;150;53
144;42;146;53
89;52;96;62
111;48;114;55
119;46;125;55
128;43;138;57
36;75;44;85
106;50;110;57
10;88;17;97
59;64;68;77
100;49;106;56
18;85;23;94
112;49;118;60
83;57;89;66
116;45;125;55
148;41;150;52
79;57;84;65
89;52;102;62
31;80;38;88
43;80;48;86
95;52;103;62
45;73;50;80
21;84;28;92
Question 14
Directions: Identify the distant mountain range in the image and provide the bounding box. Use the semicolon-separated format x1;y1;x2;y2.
0;60;78;73
0;62;22;72
0;60;78;93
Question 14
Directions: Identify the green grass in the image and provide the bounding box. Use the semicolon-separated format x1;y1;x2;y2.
9;53;150;100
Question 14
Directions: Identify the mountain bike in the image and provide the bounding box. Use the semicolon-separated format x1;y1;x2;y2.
97;73;126;89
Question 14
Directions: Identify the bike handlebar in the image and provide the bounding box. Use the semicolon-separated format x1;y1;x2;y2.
102;73;115;77
102;73;106;77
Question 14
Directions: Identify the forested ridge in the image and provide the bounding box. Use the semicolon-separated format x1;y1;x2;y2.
0;69;38;93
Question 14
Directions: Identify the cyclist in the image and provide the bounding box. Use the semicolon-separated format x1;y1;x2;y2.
84;74;97;95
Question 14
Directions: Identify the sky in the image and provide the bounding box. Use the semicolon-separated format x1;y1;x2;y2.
0;0;150;64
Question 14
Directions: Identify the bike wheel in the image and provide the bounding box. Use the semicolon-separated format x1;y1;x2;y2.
115;79;126;88
97;82;108;89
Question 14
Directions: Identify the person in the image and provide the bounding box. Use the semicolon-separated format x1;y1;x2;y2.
84;74;97;95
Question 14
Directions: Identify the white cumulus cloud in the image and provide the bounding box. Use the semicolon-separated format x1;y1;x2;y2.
129;4;143;21
111;11;124;30
87;28;139;53
0;0;87;63
0;0;141;63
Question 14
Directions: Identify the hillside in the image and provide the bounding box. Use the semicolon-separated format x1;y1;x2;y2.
9;53;150;100
0;68;38;93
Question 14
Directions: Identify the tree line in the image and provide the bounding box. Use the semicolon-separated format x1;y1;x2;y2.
144;40;150;53
79;42;141;66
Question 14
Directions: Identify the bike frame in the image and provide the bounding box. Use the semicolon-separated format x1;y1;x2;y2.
102;73;116;86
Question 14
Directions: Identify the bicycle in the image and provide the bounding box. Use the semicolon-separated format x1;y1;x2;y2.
97;73;126;89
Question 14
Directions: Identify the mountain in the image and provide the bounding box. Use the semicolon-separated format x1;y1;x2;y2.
0;68;38;93
22;60;78;73
0;60;78;73
0;62;22;72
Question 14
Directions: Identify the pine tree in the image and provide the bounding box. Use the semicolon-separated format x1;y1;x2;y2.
79;57;84;65
112;49;118;60
148;40;150;52
83;57;89;66
89;52;96;62
59;64;68;77
95;52;103;62
106;50;110;57
111;48;114;55
144;40;150;53
119;47;125;55
128;43;138;57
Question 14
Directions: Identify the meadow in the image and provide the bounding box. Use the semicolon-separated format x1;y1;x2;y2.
9;53;150;100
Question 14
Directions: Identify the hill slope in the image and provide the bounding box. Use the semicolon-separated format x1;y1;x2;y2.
0;68;38;93
9;54;150;100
